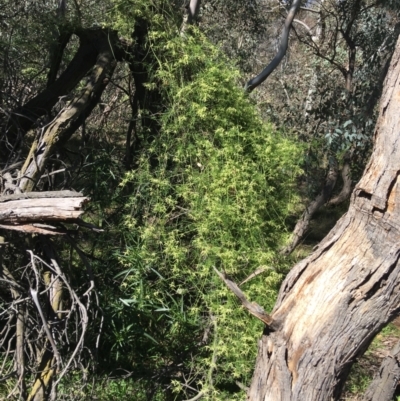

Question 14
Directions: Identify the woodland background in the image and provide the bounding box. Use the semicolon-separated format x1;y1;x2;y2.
1;0;400;400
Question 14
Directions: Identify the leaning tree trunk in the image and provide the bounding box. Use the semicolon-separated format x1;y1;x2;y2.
248;34;400;401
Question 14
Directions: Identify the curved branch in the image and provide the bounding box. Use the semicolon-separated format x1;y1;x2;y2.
293;19;312;34
46;31;72;87
3;29;123;163
245;0;302;92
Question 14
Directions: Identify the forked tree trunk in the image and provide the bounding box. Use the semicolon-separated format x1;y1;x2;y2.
248;35;400;401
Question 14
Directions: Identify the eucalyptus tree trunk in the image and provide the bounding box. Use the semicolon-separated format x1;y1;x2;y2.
248;34;400;401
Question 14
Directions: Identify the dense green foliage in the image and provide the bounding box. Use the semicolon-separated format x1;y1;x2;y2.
96;26;303;399
2;1;400;400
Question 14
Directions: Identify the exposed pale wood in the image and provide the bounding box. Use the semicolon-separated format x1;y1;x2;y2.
0;193;88;225
0;190;83;202
248;34;400;401
0;224;66;235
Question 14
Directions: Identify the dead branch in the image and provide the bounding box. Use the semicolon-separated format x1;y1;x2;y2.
0;191;88;229
213;267;275;327
240;267;272;286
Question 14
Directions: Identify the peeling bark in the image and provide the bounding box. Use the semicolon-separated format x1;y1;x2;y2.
248;34;400;401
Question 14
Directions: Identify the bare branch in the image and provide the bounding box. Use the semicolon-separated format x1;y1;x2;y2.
293;19;312;34
30;288;62;368
245;0;302;91
213;267;275;327
240;267;272;286
300;6;320;14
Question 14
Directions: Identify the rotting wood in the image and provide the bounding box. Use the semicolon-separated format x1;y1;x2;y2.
0;191;91;234
0;196;88;224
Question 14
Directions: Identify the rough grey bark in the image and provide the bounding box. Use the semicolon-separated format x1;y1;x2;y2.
248;33;400;401
363;340;400;401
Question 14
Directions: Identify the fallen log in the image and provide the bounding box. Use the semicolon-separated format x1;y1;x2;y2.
0;191;90;234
